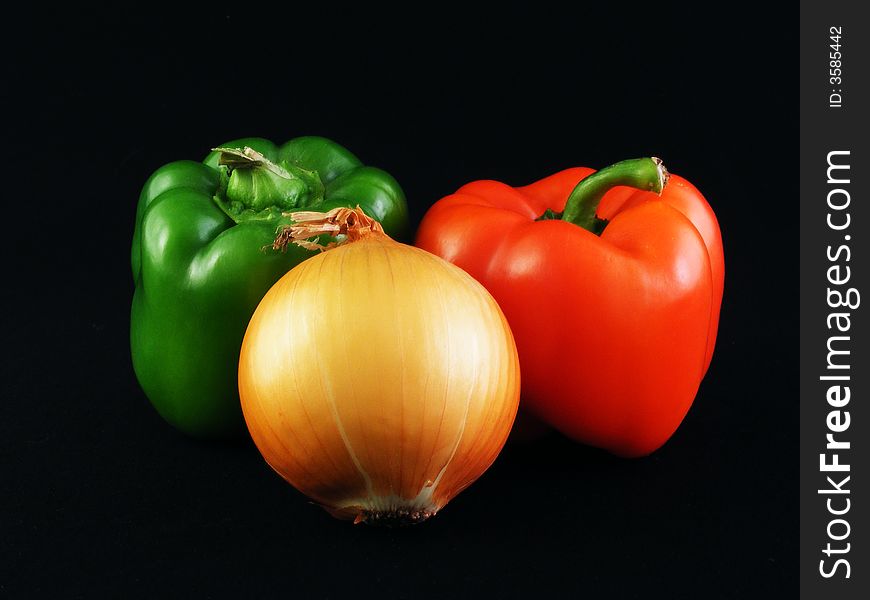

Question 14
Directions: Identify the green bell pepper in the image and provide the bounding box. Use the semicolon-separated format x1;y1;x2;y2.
131;136;409;438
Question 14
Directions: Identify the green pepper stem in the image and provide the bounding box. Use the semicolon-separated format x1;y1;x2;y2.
214;146;286;175
560;157;669;234
211;147;324;221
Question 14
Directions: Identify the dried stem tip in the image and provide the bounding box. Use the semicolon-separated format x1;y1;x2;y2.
273;205;385;252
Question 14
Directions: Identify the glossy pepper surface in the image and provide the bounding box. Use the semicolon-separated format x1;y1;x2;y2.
415;158;724;457
131;137;409;437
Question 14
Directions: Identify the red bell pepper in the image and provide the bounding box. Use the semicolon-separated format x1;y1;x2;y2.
416;158;724;457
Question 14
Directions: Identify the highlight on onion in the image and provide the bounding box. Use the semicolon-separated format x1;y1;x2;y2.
238;207;520;525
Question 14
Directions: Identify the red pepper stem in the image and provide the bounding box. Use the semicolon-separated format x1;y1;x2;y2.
560;157;669;233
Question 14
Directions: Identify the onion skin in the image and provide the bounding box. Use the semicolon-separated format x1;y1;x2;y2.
239;224;520;524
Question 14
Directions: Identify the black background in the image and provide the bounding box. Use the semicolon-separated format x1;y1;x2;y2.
2;3;797;598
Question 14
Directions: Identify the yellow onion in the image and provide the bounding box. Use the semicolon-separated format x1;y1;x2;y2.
239;207;520;524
